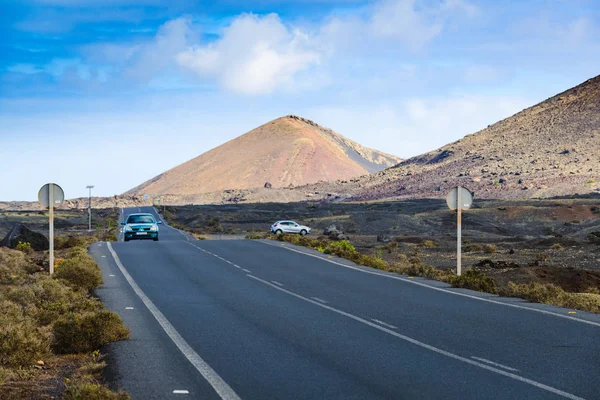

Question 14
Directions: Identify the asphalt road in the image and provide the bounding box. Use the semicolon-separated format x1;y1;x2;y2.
90;206;600;400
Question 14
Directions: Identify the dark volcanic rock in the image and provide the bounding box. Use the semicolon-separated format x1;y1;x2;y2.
264;182;272;189
0;224;49;251
323;225;348;240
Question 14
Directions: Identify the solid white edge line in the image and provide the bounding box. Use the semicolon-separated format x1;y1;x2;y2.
271;281;284;287
311;297;328;304
258;240;600;328
471;356;520;372
246;274;584;400
106;242;241;400
371;319;398;330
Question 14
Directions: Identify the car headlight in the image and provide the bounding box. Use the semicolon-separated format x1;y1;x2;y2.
149;225;158;231
125;225;133;231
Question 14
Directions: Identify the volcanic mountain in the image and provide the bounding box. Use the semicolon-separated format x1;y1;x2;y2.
127;115;401;196
315;74;600;201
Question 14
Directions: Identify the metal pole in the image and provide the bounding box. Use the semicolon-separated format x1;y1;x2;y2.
88;187;92;231
49;184;55;275
457;186;462;276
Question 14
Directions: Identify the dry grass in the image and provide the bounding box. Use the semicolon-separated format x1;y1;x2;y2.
499;282;600;313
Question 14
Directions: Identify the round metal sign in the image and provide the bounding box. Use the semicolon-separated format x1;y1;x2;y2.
446;186;473;212
38;183;65;208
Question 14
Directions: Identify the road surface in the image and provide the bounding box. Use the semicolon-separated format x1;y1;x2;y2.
90;206;600;400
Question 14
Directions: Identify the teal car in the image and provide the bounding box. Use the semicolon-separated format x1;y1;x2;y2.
121;213;161;242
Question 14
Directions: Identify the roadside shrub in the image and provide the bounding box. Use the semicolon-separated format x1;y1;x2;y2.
464;244;483;253
499;282;600;313
450;270;497;293
245;232;266;240
420;240;438;248
324;241;356;258
66;246;89;259
0;302;50;367
357;254;387;270
64;382;130;400
551;243;563;250
8;278;102;325
386;241;399;253
0;248;37;284
53;310;130;354
585;286;600;295
54;255;102;292
55;236;95;250
483;244;497;254
15;241;33;255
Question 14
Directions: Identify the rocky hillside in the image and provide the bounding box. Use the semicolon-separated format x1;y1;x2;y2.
313;75;600;201
126;115;401;197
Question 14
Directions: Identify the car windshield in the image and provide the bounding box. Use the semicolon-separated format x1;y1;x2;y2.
127;215;155;224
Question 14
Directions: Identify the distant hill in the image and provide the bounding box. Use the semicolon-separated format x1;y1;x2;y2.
126;115;402;196
314;75;600;201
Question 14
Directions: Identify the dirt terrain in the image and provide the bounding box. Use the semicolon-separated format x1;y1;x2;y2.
126;115;401;196
162;195;600;292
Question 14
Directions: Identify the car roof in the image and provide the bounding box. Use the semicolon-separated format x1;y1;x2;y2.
127;213;154;216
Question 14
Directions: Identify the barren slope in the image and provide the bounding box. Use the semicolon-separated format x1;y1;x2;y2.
322;75;600;201
127;115;401;196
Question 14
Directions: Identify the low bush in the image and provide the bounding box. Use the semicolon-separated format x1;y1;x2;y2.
0;301;50;367
357;254;387;270
499;282;600;313
53;310;130;354
64;382;130;400
324;240;356;257
0;248;38;284
16;241;33;255
420;240;438;248
483;244;497;254
535;253;550;263
464;244;483;253
55;236;96;250
551;243;563;250
54;254;103;292
245;232;266;240
450;270;497;293
386;241;399;253
8;278;102;326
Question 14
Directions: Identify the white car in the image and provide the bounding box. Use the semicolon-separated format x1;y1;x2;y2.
271;221;311;235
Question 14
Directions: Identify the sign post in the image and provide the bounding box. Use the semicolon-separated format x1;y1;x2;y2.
38;183;65;275
446;186;473;276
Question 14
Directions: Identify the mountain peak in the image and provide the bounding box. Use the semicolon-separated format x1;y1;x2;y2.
127;116;402;196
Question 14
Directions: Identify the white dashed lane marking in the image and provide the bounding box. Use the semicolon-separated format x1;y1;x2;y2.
125;307;134;310
173;390;189;394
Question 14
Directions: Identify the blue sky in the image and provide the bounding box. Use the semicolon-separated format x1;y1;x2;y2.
1;0;599;201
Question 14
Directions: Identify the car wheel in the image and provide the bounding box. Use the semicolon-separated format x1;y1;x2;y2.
300;229;307;236
124;238;129;242
275;229;283;235
153;238;159;242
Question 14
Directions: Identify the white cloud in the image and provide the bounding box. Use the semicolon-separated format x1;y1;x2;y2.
370;0;443;48
320;0;477;52
176;13;321;95
305;95;531;158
